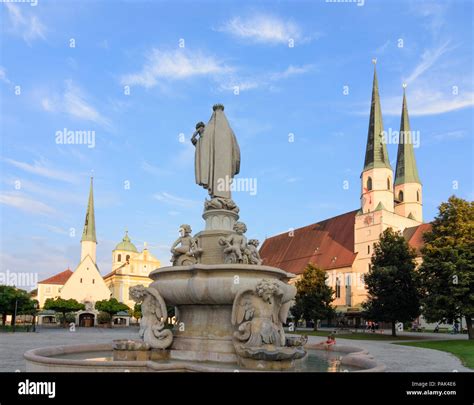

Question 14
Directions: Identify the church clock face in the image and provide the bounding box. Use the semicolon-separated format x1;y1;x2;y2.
364;215;373;226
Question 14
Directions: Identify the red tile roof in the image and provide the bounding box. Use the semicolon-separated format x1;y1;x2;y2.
404;223;432;254
259;210;358;275
38;269;73;285
260;210;432;276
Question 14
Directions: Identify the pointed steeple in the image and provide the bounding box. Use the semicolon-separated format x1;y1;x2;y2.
395;86;421;186
363;60;392;171
81;177;97;243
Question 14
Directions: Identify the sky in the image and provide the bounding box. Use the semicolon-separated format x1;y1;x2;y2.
0;0;472;289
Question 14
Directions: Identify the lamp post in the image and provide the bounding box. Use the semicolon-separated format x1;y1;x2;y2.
33;302;38;332
12;299;18;333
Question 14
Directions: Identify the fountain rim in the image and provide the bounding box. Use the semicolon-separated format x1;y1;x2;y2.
149;263;295;280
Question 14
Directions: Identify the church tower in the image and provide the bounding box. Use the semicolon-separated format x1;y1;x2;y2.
360;60;394;214
80;177;97;263
394;86;423;222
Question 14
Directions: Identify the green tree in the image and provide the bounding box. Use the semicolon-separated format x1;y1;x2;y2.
95;298;129;327
44;297;85;327
0;286;37;326
362;228;421;337
131;303;142;322
418;196;474;339
295;263;335;330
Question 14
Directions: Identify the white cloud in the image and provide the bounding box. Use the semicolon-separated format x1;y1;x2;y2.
141;161;173;176
404;41;451;84
219;64;314;93
0;66;12;84
432;130;466;142
3;157;78;183
153;192;200;209
218;14;308;45
4;3;46;44
41;80;111;128
0;192;56;216
382;88;473;116
121;49;232;89
270;64;314;80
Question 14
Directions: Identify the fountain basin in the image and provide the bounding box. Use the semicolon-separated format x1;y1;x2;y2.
24;342;384;372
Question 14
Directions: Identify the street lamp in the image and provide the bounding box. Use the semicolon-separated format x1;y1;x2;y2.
33;302;38;332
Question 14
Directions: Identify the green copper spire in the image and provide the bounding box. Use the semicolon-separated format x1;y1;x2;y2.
81;177;97;243
363;61;392;171
394;87;421;186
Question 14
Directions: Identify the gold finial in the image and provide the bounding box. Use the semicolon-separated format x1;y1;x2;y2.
402;83;407;89
372;58;377;65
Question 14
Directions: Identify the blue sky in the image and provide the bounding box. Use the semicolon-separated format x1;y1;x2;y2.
0;0;472;286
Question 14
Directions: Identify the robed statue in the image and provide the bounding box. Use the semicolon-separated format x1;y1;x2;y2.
191;104;240;199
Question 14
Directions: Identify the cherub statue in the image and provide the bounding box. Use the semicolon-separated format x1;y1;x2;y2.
170;224;202;266
219;221;248;264
129;285;173;349
245;239;262;265
231;279;296;348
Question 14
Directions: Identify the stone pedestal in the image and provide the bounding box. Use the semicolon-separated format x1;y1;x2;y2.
202;209;239;231
196;209;239;264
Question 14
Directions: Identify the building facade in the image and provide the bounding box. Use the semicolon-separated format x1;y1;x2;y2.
260;65;431;325
36;178;161;326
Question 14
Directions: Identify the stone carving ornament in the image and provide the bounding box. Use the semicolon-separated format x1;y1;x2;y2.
129;285;173;349
231;279;306;361
170;224;202;266
219;222;262;265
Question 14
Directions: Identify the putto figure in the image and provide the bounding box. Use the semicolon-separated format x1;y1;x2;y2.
219;222;248;264
191;104;240;199
246;239;263;265
170;224;202;266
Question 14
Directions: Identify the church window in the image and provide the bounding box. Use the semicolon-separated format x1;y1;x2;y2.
80;278;83;283
92;279;95;284
335;278;341;298
417;190;420;202
367;177;372;191
368;264;372;272
367;245;370;254
399;190;404;202
126;255;130;262
387;178;391;190
118;254;121;262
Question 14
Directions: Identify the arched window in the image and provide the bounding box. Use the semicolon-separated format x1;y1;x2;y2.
417;190;420;202
387;178;391;190
80;278;83;283
367;177;373;191
398;190;404;202
126;255;130;262
118;254;121;262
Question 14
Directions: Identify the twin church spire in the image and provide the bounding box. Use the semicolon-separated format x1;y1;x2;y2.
360;61;422;222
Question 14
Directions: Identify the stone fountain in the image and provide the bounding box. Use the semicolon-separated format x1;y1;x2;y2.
24;104;384;373
129;104;306;370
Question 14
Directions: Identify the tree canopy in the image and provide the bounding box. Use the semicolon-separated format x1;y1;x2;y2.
418;196;474;339
362;228;421;336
